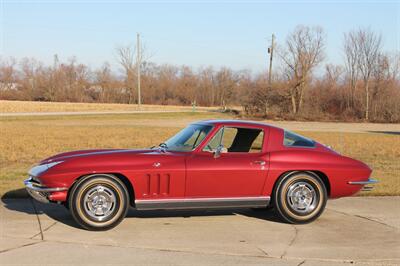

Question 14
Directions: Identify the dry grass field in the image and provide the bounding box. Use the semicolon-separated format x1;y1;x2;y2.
0;108;399;197
0;100;222;113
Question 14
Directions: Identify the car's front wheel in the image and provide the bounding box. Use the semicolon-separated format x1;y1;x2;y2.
69;174;129;230
273;172;327;224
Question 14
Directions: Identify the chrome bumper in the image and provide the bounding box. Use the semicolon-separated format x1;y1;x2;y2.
24;177;68;203
348;178;378;191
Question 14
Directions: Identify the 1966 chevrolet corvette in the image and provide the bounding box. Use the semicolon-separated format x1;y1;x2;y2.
24;120;377;230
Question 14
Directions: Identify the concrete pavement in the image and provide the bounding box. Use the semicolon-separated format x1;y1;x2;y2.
1;197;399;265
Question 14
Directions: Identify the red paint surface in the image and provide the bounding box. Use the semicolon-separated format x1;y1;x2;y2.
36;120;371;202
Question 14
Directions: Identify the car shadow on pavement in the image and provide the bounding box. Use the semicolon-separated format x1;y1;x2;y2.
126;207;282;224
2;191;283;230
1;192;78;228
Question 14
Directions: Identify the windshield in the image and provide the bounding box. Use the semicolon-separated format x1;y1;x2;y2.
163;124;213;152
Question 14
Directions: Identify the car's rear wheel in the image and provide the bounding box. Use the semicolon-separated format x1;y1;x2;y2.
273;172;327;224
69;174;129;231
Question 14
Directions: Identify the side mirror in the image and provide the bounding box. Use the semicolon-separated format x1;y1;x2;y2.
214;145;227;158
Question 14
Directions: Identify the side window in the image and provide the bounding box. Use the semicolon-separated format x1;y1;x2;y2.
185;129;208;148
221;127;238;149
283;130;315;148
203;127;264;153
204;128;224;151
249;131;264;152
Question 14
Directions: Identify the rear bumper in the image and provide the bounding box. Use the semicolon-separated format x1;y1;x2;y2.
348;178;378;191
24;177;68;203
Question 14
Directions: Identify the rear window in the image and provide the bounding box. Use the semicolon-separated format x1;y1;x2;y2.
283;130;315;148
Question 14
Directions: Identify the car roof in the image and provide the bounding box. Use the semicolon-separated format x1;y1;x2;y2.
193;119;281;130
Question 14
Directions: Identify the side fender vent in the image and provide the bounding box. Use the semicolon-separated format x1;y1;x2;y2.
143;173;171;197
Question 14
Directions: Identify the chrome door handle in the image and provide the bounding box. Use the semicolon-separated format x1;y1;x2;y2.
253;160;266;166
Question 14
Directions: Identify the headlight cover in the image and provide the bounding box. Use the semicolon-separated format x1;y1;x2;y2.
28;161;64;177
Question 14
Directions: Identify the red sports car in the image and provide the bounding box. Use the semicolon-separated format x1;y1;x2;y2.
24;120;377;230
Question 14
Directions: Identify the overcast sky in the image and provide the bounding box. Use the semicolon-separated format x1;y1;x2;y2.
1;1;399;73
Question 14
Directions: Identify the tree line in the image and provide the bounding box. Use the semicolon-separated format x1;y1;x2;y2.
1;25;399;122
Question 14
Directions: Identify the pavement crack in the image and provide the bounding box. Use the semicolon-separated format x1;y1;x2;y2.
29;199;44;240
28;238;400;265
281;224;298;259
327;208;397;230
0;241;41;254
30;221;57;240
256;246;269;257
354;214;397;230
297;260;306;266
47;239;270;259
228;215;270;257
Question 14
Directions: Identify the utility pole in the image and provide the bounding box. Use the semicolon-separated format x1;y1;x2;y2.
136;33;141;108
267;33;275;88
264;34;275;116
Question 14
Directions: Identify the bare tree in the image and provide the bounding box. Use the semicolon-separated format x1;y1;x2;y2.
0;57;17;91
19;57;42;100
116;42;152;104
95;62;114;102
325;64;344;84
343;31;360;109
198;67;216;106
215;67;237;110
278;25;325;114
116;45;136;103
355;28;382;120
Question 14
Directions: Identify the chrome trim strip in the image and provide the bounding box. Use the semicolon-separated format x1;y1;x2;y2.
28;161;64;177
24;178;68;203
348;178;378;185
135;196;270;210
136;196;271;203
24;179;68;192
25;188;49;203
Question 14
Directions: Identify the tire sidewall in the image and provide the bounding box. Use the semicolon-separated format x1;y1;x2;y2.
69;174;129;230
273;172;327;224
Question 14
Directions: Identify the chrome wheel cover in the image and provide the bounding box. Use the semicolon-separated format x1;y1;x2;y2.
83;185;117;222
286;181;318;215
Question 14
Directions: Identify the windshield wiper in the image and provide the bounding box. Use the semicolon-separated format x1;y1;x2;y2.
150;143;168;150
155;142;168;152
159;143;168;149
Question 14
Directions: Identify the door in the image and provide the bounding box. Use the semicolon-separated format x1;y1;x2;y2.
185;126;269;198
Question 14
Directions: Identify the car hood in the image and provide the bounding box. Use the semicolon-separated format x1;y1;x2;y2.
40;148;155;164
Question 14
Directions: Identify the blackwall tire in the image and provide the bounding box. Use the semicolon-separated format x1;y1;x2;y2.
69;174;129;231
251;204;274;212
273;172;327;224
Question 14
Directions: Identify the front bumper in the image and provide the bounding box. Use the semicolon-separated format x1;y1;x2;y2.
348;178;378;191
24;177;68;203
